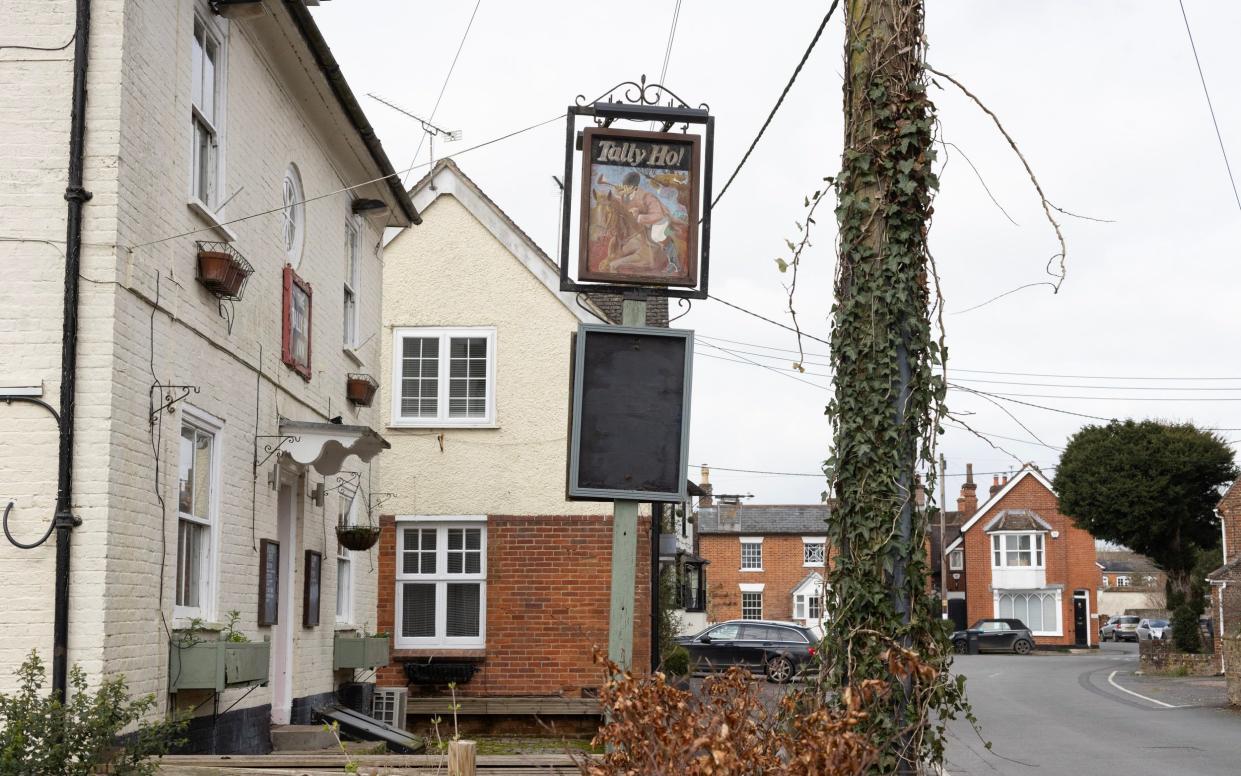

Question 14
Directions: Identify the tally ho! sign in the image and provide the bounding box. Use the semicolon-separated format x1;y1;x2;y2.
578;127;701;287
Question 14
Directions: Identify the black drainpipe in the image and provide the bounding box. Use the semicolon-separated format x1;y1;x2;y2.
51;0;92;702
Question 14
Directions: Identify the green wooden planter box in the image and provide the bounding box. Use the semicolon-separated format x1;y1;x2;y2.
334;635;390;670
169;640;270;693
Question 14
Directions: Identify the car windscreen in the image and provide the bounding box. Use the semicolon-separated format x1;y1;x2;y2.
1116;616;1140;624
1148;619;1168;627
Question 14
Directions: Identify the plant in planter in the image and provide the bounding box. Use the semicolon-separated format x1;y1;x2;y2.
195;241;253;300
346;373;379;407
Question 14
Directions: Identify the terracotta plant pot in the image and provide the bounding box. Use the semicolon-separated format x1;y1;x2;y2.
197;251;233;292
336;525;381;551
346;375;378;407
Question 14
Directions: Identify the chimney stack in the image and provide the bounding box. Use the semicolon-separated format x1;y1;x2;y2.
956;463;978;516
914;476;926;510
989;474;1002;497
699;464;713;507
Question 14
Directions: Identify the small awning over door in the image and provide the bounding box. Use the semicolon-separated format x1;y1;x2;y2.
278;418;390;475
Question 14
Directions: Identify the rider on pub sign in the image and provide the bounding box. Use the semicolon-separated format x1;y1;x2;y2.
578;127;701;287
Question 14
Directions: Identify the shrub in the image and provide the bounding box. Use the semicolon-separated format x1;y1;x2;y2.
580;645;933;775
0;650;185;775
660;646;690;677
1170;604;1203;654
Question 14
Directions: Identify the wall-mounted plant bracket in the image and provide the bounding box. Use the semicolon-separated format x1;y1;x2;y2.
149;384;201;426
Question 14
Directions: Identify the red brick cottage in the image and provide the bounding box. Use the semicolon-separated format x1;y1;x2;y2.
1209;477;1241;672
944;468;1099;647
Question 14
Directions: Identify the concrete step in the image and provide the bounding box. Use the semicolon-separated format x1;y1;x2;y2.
269;724;337;752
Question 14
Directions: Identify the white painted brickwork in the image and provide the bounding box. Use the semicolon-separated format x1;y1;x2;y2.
0;0;402;724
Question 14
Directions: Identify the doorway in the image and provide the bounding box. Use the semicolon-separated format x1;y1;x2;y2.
947;598;967;632
271;473;301;725
1073;591;1088;646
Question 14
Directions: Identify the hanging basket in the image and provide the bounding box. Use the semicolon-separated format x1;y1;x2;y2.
336;524;381;551
346;373;379;407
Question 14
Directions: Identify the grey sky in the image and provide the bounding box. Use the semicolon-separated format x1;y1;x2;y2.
313;0;1241;505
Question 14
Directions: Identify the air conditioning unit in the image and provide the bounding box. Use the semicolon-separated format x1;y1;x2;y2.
372;687;408;730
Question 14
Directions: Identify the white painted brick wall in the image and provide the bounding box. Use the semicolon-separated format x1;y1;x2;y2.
1;0;395;722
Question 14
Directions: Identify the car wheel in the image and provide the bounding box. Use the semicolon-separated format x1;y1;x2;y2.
766;656;794;684
953;639;968;655
1013;639;1033;655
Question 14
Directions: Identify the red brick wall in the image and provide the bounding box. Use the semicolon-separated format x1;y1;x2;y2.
375;514;650;697
699;534;826;623
961;474;1099;646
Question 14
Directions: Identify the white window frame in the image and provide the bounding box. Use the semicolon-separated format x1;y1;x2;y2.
802;536;826;568
740;537;763;571
990;532;1045;569
1116;575;1131;587
993;589;1062;637
188;10;227;213
395;519;487;648
335;491;357;624
390;327;497;428
174;405;223;621
948;549;964;571
741;590;763;620
343;217;360;350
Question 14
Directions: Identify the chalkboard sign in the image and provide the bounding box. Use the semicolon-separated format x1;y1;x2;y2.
303;550;321;628
568;324;693;501
258;539;279;626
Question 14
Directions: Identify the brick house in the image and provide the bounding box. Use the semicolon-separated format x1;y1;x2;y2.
1209;477;1241;671
929;465;978;630
696;500;831;629
0;0;416;752
944;467;1100;647
372;160;653;700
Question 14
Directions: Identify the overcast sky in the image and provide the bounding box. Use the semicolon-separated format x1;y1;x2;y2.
313;0;1241;506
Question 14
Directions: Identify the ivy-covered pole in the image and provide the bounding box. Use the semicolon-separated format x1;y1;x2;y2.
824;0;962;772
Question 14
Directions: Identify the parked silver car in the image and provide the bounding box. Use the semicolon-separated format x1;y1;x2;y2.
1100;615;1140;642
1136;618;1169;641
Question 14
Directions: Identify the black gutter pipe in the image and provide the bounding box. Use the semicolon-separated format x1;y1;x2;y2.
52;0;92;703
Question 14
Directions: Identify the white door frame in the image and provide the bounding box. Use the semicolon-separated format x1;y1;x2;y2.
271;467;302;725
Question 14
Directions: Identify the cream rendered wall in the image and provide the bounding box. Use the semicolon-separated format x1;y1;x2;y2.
380;191;610;518
1;0;397;719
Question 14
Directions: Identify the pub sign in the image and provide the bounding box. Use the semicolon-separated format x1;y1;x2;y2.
578;127;701;288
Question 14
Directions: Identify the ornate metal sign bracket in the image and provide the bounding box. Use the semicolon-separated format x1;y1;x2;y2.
254;434;301;469
148;384;201;426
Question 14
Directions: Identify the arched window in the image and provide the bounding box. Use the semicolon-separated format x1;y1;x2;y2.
282;164;305;266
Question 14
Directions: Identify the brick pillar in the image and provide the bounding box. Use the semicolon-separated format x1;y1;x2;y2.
374;515;402;687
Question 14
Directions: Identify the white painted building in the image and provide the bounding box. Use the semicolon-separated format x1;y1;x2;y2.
0;0;416;753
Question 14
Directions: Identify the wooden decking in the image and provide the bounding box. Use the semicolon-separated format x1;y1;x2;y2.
157;753;586;774
404;697;601;717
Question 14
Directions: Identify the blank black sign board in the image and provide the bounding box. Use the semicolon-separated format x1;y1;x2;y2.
258;539;279;626
568;324;693;502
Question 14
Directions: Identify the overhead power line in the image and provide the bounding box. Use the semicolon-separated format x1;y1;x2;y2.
1177;0;1241;214
706;295;832;346
689;463;1054;479
710;0;840;211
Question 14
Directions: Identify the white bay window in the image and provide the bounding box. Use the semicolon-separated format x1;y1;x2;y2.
995;590;1061;636
990;533;1045;568
396;520;486;648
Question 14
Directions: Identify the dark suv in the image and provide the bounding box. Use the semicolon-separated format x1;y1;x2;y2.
951;619;1035;655
675;620;821;683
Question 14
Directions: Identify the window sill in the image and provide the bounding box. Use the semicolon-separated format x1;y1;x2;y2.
388;422;500;430
739;568;764;573
393;648;486;660
187;198;238;242
343;347;365;367
803;563;825;568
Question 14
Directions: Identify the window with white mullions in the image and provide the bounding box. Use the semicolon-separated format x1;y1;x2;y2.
740;540;762;571
335;492;356;623
396;522;486;648
190;18;222;208
282;165;305;265
392;328;496;426
996;591;1060;635
990;533;1044;568
175;411;220;619
803;542;825;566
741;591;763;620
343;219;360;349
948;549;964;571
448;338;488;418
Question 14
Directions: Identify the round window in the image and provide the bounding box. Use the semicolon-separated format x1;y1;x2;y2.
281;164;305;266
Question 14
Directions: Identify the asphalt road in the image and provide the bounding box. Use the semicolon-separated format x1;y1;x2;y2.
946;642;1240;775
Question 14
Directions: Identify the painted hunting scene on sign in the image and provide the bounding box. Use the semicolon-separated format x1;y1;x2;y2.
578;127;700;286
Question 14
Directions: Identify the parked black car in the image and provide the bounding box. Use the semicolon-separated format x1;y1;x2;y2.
674;620;821;683
951;619;1035;655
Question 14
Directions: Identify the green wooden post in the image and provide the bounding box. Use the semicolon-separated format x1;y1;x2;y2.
608;298;646;670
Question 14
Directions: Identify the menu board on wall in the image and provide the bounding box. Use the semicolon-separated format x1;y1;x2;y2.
258;539;280;626
303;550;321;628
